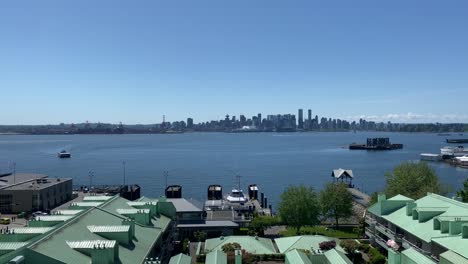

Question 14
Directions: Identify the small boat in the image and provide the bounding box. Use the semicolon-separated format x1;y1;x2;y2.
420;153;442;161
58;150;71;158
226;189;248;203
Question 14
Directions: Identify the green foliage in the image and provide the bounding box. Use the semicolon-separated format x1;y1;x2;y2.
457;178;468;202
319;183;354;227
221;242;241;253
368;247;386;264
340;240;359;255
278;185;320;234
279;225;359;238
248;216;281;236
384;161;446;199
182;238;189;254
194;231;207;242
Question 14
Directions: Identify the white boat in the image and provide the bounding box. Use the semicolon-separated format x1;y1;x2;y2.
226;189;248;203
420;153;442;161
441;146;468;157
455;156;468;168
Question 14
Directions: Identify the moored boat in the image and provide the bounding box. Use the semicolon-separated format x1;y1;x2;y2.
420;153;442;161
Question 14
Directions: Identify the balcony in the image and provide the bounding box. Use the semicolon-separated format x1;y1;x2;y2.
365;227;375;238
365;217;376;225
375;223;396;240
374;234;390;250
401;237;431;256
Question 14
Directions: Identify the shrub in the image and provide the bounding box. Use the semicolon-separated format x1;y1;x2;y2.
221;242;241;253
368;247;386;264
319;240;337;251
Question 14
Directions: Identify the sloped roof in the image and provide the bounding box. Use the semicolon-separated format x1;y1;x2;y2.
205;250;227;264
28;196;172;264
9;227;54;234
432;235;468;260
401;248;436;264
285;249;312;264
439;250;468;264
332;169;353;179
323;248;352;264
0;242;29;251
169;253;191;264
204;236;277;254
275;235;344;254
381;193;468;243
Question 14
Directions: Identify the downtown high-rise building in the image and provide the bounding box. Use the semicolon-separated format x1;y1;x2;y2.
308;109;312;122
298;109;304;129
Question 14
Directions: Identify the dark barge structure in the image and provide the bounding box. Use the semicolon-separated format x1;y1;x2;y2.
446;138;468;143
349;137;403;150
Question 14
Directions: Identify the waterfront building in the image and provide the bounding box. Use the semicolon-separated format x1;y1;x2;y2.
197;235;351;264
0;195;177;264
0;173;72;213
366;193;468;263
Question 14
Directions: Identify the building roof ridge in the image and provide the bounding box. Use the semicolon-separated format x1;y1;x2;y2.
428;193;468;209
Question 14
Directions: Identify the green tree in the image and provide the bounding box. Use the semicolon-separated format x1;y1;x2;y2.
278;185;320;234
384;161;446;199
457;178;468;202
248;215;281;236
320;183;354;228
194;231;207;242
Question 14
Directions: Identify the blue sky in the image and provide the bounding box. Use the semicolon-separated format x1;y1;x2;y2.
1;1;467;124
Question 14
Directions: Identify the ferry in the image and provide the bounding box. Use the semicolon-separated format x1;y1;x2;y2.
446;138;468;143
455;156;468;168
58;150;71;158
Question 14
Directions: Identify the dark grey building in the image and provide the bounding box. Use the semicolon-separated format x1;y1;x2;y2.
298;109;304;129
0;173;72;213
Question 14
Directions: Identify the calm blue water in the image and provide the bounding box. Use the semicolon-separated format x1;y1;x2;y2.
0;132;467;208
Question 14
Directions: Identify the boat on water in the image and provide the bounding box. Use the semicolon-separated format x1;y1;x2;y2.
455;156;468;168
420;153;442;161
440;146;468;158
226;189;248;203
446;138;468;143
57;150;71;158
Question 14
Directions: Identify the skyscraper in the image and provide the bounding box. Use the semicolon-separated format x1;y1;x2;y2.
308;109;312;122
187;118;194;128
298;109;304;129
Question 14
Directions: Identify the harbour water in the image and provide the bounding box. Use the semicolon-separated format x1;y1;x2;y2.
1;132;467;208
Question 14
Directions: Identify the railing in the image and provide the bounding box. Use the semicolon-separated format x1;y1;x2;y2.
365;216;376;225
401;237;431;256
375;222;397;239
374;234;390;250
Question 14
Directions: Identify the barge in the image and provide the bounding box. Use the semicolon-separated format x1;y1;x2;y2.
446;138;468;144
349;137;403;150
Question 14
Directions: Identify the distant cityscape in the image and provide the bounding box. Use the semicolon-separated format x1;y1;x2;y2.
1;109;467;134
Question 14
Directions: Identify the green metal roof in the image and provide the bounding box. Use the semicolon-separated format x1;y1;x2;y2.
169;253;191;264
205;250;227;264
401;248;436;264
54;210;83;215
439;250;468;264
204;236;277;254
379;193;468;243
274;235;344;254
388;194;413;201
285;249;312;264
323;249;352;264
432;236;468;260
27;196;172;264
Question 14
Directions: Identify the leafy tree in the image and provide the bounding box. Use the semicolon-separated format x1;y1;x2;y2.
221;242;241;253
194;231;207;242
340;240;360;261
248;215;281;236
319;183;354;228
319;240;336;251
457;178;468;202
384;161;446;200
278;185;320;234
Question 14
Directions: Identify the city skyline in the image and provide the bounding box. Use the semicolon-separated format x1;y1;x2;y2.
1;1;468;124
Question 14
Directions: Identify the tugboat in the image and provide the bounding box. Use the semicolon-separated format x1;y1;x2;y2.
57;150;71;158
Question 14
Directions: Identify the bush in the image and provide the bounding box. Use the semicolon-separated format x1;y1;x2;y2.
319;240;336;251
368;247;386;264
340;240;359;254
221;242;241;253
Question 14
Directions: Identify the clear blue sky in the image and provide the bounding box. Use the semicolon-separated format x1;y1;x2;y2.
1;0;467;124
